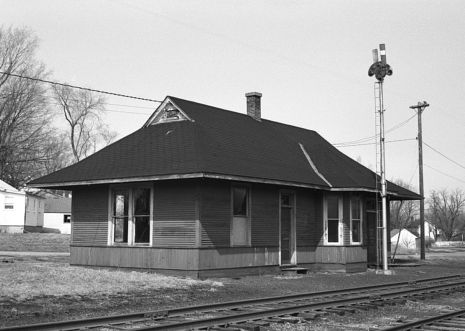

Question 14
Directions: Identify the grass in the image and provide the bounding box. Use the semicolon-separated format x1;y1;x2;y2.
0;262;222;301
0;233;70;252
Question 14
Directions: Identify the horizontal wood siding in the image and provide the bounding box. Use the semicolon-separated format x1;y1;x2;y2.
296;189;323;247
70;246;199;270
153;180;197;247
199;179;230;247
72;185;108;245
315;246;367;264
199;247;279;269
251;184;278;246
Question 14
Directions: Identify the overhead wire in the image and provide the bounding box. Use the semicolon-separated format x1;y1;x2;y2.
335;138;416;148
333;114;417;147
0;71;162;103
424;164;465;185
423;141;465;171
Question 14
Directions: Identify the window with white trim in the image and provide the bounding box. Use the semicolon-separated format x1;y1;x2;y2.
231;186;250;246
324;194;343;244
350;196;363;244
110;187;152;245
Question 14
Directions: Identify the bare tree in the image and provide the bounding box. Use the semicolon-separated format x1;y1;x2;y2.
390;180;419;261
0;26;55;187
427;189;465;241
52;85;116;162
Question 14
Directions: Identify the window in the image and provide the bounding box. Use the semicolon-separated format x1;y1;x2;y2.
324;194;342;244
350;197;362;244
110;187;152;245
231;186;250;246
63;215;71;223
4;196;14;210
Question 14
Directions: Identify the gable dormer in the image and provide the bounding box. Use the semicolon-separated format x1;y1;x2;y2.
144;97;193;127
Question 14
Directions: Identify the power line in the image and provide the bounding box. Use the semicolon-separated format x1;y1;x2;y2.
333;114;416;146
424;164;465;185
106;102;156;110
423;141;465;171
0;71;162;103
50;101;152;116
335;138;416;148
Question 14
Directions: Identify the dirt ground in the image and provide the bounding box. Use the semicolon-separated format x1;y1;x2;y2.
1;247;465;329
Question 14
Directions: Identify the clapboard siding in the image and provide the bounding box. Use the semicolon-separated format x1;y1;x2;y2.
70;246;199;270
153;180;197;247
199;247;279;269
72;185;108;245
296;189;322;246
251;184;278;246
199;179;230;247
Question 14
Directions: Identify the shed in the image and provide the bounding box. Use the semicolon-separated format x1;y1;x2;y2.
0;179;26;233
24;193;45;230
29;93;421;277
43;194;72;234
391;229;418;250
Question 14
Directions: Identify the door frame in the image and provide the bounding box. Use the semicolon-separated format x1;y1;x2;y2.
279;190;296;265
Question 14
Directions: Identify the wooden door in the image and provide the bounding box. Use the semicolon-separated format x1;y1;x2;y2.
280;193;295;265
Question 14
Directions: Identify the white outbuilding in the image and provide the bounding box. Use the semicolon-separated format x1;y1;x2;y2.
0;180;25;233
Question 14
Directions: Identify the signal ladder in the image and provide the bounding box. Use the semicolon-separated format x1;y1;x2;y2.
374;81;384;269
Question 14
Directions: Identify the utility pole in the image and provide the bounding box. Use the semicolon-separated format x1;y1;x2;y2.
410;101;429;260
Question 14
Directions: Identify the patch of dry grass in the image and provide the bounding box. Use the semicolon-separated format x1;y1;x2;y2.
0;233;70;252
0;262;222;301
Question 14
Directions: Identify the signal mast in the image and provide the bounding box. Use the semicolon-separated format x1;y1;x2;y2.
368;44;393;274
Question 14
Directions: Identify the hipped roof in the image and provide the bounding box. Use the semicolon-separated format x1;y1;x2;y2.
29;96;421;200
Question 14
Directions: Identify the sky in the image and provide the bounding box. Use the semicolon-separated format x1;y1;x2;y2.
2;0;465;195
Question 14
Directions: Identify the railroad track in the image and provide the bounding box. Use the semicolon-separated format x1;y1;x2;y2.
382;308;465;330
2;274;465;331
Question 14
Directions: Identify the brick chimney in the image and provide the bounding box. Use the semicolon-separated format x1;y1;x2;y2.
245;92;262;121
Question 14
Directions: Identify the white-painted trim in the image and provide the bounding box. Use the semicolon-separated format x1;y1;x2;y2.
107;187;113;245
323;193;343;245
149;184;154;247
108;184;153;247
299;143;332;187
143;97;193;127
349;195;363;245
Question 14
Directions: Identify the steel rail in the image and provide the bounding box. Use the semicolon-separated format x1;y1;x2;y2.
0;274;463;331
382;308;465;330
134;281;465;330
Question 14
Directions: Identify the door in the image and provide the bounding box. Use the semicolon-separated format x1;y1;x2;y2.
280;192;295;265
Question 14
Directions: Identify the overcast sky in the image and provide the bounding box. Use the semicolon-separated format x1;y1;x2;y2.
2;0;465;195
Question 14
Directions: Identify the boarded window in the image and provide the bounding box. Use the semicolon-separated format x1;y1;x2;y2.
231;186;249;246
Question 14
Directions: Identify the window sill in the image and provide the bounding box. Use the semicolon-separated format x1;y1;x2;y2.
110;243;151;247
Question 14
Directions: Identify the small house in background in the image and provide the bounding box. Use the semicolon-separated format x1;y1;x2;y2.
29;93;421;278
391;229;417;250
0;179;26;233
24;193;45;231
419;221;436;241
43;194;72;234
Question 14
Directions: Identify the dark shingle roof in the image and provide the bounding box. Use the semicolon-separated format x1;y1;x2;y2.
29;96;420;199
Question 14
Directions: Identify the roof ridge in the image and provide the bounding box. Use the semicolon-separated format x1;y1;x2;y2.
169;96;320;136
